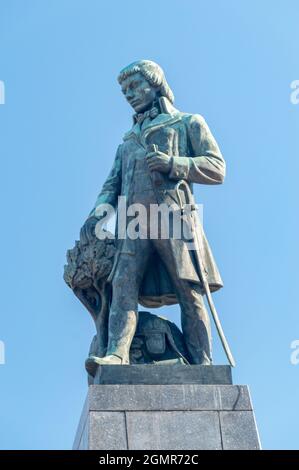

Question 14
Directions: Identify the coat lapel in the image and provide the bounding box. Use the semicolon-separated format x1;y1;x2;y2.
141;112;181;140
123;122;141;141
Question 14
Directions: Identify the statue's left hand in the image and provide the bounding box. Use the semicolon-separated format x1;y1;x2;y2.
146;150;172;174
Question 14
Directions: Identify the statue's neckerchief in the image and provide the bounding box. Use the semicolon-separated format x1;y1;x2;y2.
134;101;160;125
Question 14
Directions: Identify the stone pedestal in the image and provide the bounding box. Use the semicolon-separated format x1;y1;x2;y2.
73;365;261;450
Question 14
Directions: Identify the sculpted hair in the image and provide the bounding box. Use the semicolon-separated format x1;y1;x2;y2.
118;60;175;104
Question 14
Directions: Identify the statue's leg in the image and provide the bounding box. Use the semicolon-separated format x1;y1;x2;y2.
153;239;212;364
177;282;212;365
106;238;153;363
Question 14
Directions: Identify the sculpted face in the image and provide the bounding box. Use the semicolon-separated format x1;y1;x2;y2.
120;72;159;113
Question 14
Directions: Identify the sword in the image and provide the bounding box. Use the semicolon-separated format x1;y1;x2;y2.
175;179;236;367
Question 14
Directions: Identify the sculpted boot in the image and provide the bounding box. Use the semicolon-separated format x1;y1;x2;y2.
85;354;128;377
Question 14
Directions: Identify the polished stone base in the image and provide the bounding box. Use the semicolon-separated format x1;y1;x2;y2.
73;366;261;450
94;363;232;385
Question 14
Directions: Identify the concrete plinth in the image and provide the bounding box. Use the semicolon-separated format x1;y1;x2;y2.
73;365;261;450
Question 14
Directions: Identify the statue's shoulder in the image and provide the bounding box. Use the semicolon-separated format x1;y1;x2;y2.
159;98;204;126
180;112;206;126
178;113;211;137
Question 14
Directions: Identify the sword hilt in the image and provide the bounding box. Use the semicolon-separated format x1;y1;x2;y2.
175;179;196;213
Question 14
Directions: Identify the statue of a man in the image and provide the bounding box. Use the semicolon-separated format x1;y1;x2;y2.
81;60;226;367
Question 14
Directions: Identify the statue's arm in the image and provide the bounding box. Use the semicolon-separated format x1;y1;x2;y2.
88;145;122;218
169;114;226;184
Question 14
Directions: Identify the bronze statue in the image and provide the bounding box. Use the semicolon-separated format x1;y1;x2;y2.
65;60;234;378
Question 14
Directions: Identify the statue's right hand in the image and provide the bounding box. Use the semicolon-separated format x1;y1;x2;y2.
80;216;100;244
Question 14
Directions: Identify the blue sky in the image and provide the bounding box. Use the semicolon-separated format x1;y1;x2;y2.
0;0;298;449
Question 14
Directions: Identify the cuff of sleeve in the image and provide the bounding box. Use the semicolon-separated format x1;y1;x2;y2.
169;156;190;180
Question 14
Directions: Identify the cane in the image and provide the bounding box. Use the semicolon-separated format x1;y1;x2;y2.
175;179;236;367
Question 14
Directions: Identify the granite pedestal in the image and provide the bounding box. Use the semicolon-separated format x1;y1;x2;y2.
73;365;261;450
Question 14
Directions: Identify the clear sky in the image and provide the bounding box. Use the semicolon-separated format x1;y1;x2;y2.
0;0;298;450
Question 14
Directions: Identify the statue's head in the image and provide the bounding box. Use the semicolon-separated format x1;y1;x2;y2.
118;60;174;113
